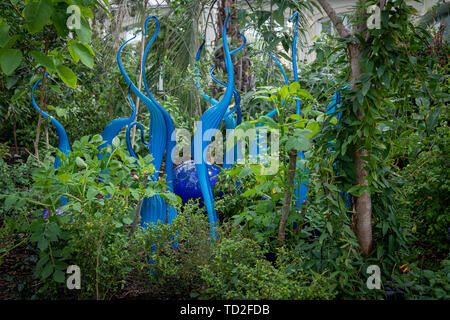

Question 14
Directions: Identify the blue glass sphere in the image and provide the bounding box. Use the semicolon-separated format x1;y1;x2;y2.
173;160;221;203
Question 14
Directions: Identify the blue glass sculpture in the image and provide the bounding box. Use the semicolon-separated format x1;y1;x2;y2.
173;160;221;204
192;9;235;238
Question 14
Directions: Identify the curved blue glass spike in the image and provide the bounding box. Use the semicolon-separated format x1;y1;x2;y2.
117;31;167;181
194;31;246;169
194;39;219;104
208;30;246;118
326;91;340;115
250;52;289;121
289;12;301;116
117;25;169;229
326;84;350;117
209;65;242;125
195;30;246;122
31;73;71;169
193;41;220;160
141;16;179;223
269;54;289;87
289;12;309;211
31;73;71;207
208;65;242;168
193;8;235;238
262;54;290;120
326;85;351;210
195;37;206;61
126;121;149;158
98;85;136;160
249;54;290;162
230;31;246;56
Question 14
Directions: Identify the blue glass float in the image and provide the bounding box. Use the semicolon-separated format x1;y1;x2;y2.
173;160;221;204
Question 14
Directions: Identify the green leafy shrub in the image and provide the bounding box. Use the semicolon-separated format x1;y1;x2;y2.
199;236;336;299
395;256;450;299
140;199;213;298
399;124;449;250
2;135;179;298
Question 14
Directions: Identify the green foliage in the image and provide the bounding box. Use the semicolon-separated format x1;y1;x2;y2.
215;83;320;248
397;124;449;250
1;135;179;298
396;256;450;299
0;0;114;154
138;200;213;298
0;0;107;81
199;237;336;299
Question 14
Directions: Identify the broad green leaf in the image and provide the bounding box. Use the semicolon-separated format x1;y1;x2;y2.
280;85;289;99
0;49;22;75
36;255;49;270
357;91;364;105
75;156;87;168
6;76;18;89
112;136;120;148
69;41;93;68
294;128;312;136
57;173;71;182
377;65;385;78
253;95;272;102
30;51;55;71
288;114;302;121
122;217;133;225
86;187;98;201
0;24;10;48
347;185;365;197
56;65;77;89
232;215;244;227
242;188;257;197
238;167;253;179
47;222;60;236
305;121;320;138
76;17;92;44
80;6;94;19
49;85;62;94
362;81;371;96
326;222;333;235
24;0;54;34
53;269;65;283
68;43;80;63
285;136;310;152
41;263;53;280
426;107;441;132
4;195;17;210
296;89;313;100
52;4;70;38
1;34;19;50
37;237;49;251
288;82;300;94
273;8;284;25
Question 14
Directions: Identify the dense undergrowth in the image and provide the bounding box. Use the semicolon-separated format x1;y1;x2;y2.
0;119;448;299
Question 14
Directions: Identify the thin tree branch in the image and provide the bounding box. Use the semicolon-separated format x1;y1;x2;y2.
316;0;352;39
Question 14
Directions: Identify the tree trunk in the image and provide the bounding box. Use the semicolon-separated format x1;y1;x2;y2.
348;43;373;255
212;0;254;96
316;0;373;255
277;149;298;247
